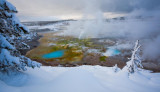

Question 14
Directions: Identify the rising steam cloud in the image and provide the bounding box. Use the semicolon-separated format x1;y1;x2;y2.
62;0;160;61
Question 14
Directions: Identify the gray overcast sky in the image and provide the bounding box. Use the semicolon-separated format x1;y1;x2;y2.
8;0;160;21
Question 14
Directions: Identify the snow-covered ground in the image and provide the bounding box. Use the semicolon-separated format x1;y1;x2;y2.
0;66;160;92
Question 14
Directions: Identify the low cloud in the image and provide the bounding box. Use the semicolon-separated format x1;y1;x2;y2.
8;0;160;20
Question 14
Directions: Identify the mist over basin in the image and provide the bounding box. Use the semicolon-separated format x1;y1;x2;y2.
103;48;121;56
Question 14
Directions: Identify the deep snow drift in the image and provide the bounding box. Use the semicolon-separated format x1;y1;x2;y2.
0;66;160;92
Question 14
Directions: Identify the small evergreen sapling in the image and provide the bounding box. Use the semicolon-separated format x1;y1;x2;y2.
112;64;120;73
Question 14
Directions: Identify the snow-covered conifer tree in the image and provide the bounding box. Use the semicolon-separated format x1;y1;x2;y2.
112;64;120;73
0;0;41;72
123;40;143;74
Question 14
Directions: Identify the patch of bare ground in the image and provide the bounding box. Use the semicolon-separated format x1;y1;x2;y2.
142;59;160;72
19;34;42;55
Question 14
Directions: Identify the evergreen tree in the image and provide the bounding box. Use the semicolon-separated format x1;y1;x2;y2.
123;40;143;74
0;0;41;71
112;64;120;73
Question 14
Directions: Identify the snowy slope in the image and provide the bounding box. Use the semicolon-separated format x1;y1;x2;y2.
0;66;160;92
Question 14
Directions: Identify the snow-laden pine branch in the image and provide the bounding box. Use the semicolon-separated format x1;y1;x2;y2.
0;0;41;72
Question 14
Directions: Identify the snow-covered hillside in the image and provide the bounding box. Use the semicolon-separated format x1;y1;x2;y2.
0;66;160;92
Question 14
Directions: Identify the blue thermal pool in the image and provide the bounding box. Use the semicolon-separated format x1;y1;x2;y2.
103;48;121;56
42;50;65;59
